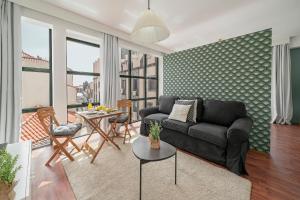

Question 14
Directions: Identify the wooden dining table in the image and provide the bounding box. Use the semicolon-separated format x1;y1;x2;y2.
77;110;125;163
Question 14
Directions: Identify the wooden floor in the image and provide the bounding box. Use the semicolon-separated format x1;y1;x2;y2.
30;123;300;200
246;125;300;200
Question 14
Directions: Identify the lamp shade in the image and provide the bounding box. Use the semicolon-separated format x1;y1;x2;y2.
131;9;170;44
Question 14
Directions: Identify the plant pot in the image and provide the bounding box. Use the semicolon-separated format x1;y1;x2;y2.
0;182;16;200
149;135;160;149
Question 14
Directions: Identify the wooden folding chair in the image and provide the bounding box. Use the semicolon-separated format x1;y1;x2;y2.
37;107;82;166
108;99;132;144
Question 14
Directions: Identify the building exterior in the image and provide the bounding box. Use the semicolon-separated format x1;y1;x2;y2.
120;52;157;101
93;58;101;103
22;52;50;109
120;50;158;121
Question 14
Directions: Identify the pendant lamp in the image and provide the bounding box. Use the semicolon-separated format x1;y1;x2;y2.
131;0;170;44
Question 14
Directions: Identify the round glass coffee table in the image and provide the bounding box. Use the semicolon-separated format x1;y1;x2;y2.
132;136;177;200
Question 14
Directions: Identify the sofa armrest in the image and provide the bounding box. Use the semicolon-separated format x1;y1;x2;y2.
139;106;159;119
227;117;253;144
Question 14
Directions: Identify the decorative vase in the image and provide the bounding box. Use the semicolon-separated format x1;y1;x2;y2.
149;135;160;149
0;182;16;200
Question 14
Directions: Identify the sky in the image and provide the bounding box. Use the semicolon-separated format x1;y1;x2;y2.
22;20;100;86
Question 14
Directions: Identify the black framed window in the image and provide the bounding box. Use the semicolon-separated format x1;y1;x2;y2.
66;37;101;126
21;18;53;148
147;79;157;91
120;48;159;122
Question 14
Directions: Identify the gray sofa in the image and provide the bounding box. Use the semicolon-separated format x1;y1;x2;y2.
139;95;253;175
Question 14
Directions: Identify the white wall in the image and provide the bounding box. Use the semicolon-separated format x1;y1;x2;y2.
22;72;49;108
52;25;67;122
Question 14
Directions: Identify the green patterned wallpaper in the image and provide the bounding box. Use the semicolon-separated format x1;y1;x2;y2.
163;29;272;152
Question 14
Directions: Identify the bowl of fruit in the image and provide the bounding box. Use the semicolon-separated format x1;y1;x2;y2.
105;108;114;113
95;105;105;113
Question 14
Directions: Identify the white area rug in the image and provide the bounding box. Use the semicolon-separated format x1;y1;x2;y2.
62;137;251;200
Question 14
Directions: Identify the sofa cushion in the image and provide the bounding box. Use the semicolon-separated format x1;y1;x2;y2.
108;114;129;123
188;123;228;148
179;97;204;122
168;104;191;122
202;100;247;126
52;123;82;136
158;95;179;114
162;119;194;135
175;100;196;122
144;113;169;124
195;98;204;122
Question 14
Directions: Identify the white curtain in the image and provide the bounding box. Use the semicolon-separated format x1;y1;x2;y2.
102;34;120;107
0;0;22;143
271;44;293;124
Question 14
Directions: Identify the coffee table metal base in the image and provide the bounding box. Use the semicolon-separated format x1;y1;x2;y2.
139;151;177;200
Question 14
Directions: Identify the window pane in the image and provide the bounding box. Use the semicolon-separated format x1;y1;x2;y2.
131;78;144;99
67;108;90;137
68;108;78;123
146;79;157;97
21;18;52;148
22;19;50;68
68;107;87;122
22;72;49;108
118;49;158;123
120;48;129;75
147;54;157;78
120;77;129;99
131;51;144;77
146;99;157;108
132;100;145;121
67;40;100;73
67;74;100;105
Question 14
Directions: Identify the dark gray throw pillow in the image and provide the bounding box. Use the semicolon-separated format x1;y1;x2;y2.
202;99;247;126
158;95;179;114
175;100;196;122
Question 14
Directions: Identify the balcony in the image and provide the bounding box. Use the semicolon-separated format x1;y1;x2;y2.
20;111;79;149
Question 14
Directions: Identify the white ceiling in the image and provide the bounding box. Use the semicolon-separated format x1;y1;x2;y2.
43;0;300;51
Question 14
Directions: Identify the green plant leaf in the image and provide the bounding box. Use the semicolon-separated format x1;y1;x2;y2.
149;121;161;140
0;149;22;185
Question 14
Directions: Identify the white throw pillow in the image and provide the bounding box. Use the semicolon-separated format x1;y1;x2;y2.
177;99;197;122
168;104;192;122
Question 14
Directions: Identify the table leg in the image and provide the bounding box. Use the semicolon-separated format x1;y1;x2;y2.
95;125;121;150
140;160;142;200
81;118;102;150
79;114;122;163
91;139;106;163
86;118;120;150
175;151;177;185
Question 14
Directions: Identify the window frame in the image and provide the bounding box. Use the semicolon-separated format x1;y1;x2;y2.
120;49;159;123
21;23;53;149
22;29;53;114
66;37;101;111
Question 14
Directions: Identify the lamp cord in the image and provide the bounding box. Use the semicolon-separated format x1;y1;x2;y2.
148;0;150;10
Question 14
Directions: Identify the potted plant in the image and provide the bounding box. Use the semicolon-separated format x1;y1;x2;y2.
148;121;161;149
0;149;21;200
